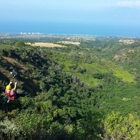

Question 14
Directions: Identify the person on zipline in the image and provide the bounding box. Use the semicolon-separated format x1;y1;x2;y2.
5;81;27;103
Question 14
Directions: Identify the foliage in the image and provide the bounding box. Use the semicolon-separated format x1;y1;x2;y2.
0;37;140;139
14;40;25;47
103;112;140;140
0;118;21;140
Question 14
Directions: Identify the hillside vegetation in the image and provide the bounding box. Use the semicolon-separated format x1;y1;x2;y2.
0;35;140;140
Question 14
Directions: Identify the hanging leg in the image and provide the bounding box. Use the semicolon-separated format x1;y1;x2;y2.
7;97;10;103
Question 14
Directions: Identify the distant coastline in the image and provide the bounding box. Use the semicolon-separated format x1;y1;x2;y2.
1;21;140;38
0;33;139;39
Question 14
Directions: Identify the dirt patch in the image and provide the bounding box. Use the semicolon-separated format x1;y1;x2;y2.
57;41;80;45
2;56;28;71
128;50;134;53
0;67;10;79
119;39;135;44
26;42;66;48
112;53;128;61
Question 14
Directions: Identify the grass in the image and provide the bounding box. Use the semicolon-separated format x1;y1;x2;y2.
102;59;135;83
51;50;135;87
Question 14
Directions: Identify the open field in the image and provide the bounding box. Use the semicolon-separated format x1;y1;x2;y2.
58;41;80;45
26;42;66;48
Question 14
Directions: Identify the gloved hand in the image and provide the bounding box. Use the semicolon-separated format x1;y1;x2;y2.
15;82;18;85
9;81;12;85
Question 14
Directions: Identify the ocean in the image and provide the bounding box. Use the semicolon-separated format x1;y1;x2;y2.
1;21;140;37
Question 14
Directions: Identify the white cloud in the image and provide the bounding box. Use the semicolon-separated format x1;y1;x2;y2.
116;1;140;7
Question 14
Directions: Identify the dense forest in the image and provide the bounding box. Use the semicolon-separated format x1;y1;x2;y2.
0;34;140;140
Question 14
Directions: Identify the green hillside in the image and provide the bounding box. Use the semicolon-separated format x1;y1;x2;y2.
0;36;140;140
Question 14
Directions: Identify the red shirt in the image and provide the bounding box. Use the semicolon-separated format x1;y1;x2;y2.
5;90;16;100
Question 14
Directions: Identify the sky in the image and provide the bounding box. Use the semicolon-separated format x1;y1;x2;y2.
0;0;140;36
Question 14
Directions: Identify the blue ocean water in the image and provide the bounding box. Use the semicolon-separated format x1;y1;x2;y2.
1;21;140;37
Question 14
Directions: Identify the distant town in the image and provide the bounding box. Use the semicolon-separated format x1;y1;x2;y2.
20;32;43;35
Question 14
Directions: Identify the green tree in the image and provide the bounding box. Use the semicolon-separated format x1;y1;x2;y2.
14;40;25;47
103;111;140;140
